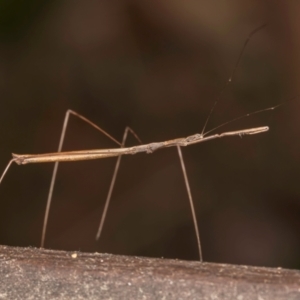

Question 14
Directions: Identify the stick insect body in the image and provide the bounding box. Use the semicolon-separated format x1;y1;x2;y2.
0;24;273;262
11;126;268;165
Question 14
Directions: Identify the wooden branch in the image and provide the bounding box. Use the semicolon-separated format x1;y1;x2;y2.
0;245;299;299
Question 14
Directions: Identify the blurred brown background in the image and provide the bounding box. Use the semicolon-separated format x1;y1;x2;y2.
0;0;300;269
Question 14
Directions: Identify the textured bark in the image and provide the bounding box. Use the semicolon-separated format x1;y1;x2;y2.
0;245;299;300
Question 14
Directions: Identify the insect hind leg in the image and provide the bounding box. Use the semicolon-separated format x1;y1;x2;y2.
40;109;133;248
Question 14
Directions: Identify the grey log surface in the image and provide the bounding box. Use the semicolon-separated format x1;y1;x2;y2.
0;245;300;300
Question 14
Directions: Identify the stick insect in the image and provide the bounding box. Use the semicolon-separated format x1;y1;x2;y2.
0;24;279;262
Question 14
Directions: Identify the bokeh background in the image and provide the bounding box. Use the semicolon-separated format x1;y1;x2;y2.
0;0;300;269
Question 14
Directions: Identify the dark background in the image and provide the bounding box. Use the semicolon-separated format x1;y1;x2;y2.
0;1;299;269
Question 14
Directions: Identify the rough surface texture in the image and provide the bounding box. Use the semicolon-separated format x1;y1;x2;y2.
0;245;300;300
